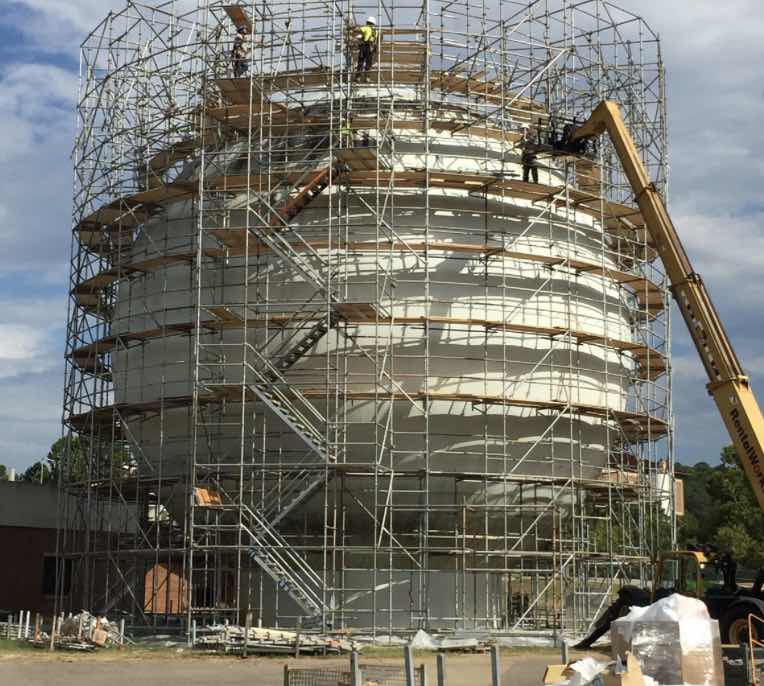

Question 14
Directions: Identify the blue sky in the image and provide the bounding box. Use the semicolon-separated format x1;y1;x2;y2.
0;0;762;472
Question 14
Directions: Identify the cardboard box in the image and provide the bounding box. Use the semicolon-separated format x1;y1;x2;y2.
542;655;644;686
543;664;575;684
92;628;109;647
602;653;644;686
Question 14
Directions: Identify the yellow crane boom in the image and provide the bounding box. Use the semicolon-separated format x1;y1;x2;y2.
571;101;764;509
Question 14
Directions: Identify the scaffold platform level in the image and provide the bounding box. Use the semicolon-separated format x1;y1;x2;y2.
70;309;666;379
76;170;653;254
71;239;665;314
69;387;668;442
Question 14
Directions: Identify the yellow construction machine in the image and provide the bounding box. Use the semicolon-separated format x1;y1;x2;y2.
570;102;764;647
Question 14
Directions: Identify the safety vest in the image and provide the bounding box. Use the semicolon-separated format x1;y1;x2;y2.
360;25;377;43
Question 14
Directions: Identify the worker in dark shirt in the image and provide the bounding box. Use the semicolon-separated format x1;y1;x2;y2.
521;129;540;184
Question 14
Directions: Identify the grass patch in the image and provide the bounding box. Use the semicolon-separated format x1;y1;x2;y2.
0;638;38;653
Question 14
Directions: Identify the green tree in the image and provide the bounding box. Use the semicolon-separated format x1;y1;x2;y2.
708;446;764;568
47;436;90;484
714;523;755;562
677;460;722;547
19;435;96;486
22;461;54;484
678;445;764;570
0;464;8;481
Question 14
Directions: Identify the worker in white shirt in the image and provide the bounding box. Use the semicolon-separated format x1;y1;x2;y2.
232;26;252;78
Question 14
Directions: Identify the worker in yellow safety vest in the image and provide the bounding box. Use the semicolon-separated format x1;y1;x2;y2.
340;116;354;147
356;17;378;78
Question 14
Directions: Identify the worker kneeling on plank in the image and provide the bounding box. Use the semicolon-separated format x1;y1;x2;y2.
356;16;378;78
232;26;252;78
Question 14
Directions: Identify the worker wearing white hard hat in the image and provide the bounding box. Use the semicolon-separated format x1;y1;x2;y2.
356;16;379;78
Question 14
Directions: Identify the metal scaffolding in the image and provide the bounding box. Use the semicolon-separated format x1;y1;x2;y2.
59;0;674;639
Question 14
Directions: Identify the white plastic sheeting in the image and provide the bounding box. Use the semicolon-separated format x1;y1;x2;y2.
611;594;724;686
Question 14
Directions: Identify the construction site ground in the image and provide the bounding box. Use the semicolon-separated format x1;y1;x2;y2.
0;642;596;685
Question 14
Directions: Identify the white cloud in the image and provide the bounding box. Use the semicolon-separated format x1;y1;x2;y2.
7;0;199;53
10;1;118;32
0;63;76;274
0;368;63;472
0;295;64;376
0;293;64;469
668;208;764;318
0;324;48;360
636;1;764;216
627;2;764;463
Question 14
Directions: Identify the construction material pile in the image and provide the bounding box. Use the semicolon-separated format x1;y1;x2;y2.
193;624;358;655
610;594;724;686
544;653;650;686
408;629;483;652
25;611;127;651
58;611;124;648
544;595;724;686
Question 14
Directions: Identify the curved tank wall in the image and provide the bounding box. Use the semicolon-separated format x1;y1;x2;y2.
111;121;637;537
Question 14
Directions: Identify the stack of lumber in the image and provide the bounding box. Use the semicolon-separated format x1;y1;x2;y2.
193;624;358;655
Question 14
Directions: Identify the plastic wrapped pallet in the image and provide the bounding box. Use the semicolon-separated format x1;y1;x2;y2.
610;594;723;686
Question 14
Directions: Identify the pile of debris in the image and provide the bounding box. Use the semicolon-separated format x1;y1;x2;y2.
544;653;649;686
30;611;127;652
193;624;358;655
547;594;724;686
610;594;724;686
408;629;484;652
59;612;125;648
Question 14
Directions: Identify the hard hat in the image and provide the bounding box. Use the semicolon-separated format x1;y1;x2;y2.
366;16;377;25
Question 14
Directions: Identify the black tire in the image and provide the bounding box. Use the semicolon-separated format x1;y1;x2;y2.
722;604;760;645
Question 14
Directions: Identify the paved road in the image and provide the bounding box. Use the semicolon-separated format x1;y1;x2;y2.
0;649;574;686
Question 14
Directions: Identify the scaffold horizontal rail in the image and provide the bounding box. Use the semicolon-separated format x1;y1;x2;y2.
68;389;667;440
75;182;196;233
70;310;666;379
71;237;664;319
214;69;550;112
75;166;651;260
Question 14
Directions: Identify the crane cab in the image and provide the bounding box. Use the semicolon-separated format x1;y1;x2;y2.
653;550;710;601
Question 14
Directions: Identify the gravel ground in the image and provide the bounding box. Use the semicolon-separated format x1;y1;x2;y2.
0;647;596;686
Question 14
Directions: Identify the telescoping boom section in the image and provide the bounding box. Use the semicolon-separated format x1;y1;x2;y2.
571;101;764;509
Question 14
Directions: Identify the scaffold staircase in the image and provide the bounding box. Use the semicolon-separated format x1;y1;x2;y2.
268;162;340;228
247;158;345;290
194;488;329;621
243;503;328;621
242;344;334;467
268;311;340;379
199;125;390;623
201;154;346;531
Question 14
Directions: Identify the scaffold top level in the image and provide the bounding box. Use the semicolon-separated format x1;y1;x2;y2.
75;0;667;219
